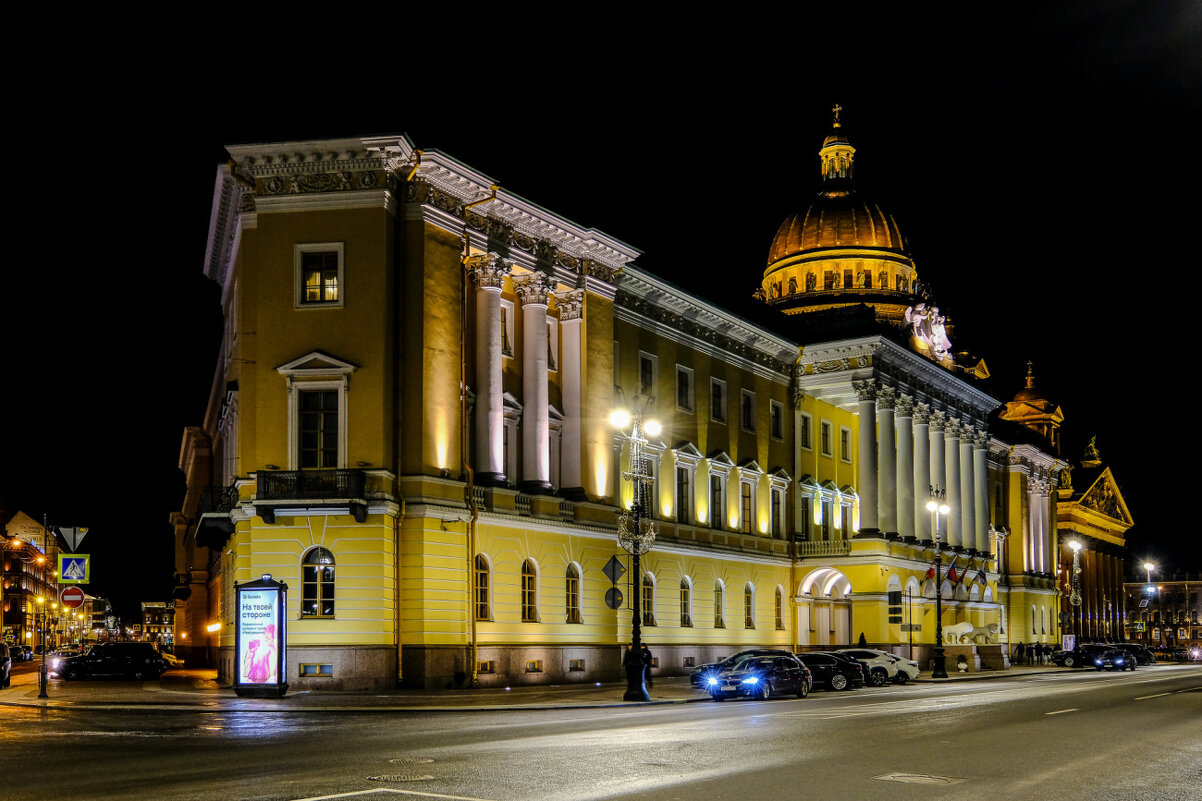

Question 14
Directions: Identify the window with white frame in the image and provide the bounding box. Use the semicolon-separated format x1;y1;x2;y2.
739;390;755;432
680;578;693;627
298;389;339;469
565;564;582;624
546;317;558;372
676;365;694;412
800;413;813;450
676;466;691;524
820;420;832;456
295;243;344;309
474;554;491;621
770;400;784;439
711;378;727;423
775;586;785;630
642;574;656;626
639;352;658;399
501;300;515;357
798;495;811;540
771;486;785;538
522;560;539;622
840;426;852;462
301;547;336;617
744;584;755;629
821;499;831;540
740;480;754;534
710;474;725;529
714;582;726;628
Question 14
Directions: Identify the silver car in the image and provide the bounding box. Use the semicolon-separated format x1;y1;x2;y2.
837;648;921;685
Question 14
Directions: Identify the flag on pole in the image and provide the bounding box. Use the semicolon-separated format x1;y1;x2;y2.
925;560;937;580
945;555;960;583
975;566;988;586
961;559;976;584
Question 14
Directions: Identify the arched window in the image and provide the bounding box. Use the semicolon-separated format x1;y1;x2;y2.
642;575;656;627
680;578;693;627
714;582;725;629
775;586;785;630
521;560;539;623
565;564;582;624
301;547;335;617
744;583;755;629
474;554;491;621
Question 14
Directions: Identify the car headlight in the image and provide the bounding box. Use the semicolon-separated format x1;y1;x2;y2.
741;676;759;685
1094;659;1102;665
707;677;718;686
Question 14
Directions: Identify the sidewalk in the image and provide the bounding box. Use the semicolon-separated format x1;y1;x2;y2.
0;664;1073;713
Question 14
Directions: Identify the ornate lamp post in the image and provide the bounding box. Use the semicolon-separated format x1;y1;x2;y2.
35;596;49;699
611;406;660;702
1069;540;1083;648
926;487;951;679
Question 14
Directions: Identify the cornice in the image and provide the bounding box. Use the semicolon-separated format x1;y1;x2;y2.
203;165;242;297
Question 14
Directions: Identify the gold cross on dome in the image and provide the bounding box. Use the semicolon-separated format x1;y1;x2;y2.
832;104;843;123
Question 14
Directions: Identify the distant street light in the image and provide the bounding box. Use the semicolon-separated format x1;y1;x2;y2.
1143;562;1155;584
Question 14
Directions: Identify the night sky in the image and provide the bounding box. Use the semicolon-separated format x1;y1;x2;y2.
3;7;1199;617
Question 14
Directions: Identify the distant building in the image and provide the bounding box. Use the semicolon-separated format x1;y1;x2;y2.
1124;576;1201;653
2;511;62;648
141;601;174;644
175;112;1129;690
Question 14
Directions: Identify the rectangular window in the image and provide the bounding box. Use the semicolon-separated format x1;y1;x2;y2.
741;482;753;534
740;390;756;432
639;352;657;399
676;366;694;412
680;582;692;627
565;568;582;624
714;585;725;628
820;421;832;456
296;243;344;308
298;663;334;677
477;661;495;674
525;660;543;673
711;379;727;423
569;659;585;672
840;427;852;462
800;413;812;450
821;500;831;540
843;269;853;288
798;496;810;540
546;318;558;371
770;401;784;439
676;467;690;524
298;390;339;469
683;656;695;667
710;475;724;529
771;489;783;538
824;270;834;290
501;301;515;357
642;578;656;627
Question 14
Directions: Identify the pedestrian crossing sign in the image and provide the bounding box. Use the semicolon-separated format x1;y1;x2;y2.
58;554;90;584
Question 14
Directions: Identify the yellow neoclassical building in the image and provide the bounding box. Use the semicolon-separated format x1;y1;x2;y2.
173;114;1100;690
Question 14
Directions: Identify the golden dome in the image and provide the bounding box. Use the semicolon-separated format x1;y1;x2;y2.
767;196;907;264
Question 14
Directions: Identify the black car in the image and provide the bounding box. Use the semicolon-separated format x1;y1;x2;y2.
0;644;11;688
1109;643;1153;666
56;642;166;680
706;654;812;701
796;652;866;690
1052;643;1133;670
690;649;795;688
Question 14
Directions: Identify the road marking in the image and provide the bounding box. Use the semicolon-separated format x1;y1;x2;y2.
1134;692;1171;700
874;772;966;785
293;790;498;801
1045;708;1078;715
1174;687;1202;693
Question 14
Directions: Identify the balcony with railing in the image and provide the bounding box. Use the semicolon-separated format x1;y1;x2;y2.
255;469;368;523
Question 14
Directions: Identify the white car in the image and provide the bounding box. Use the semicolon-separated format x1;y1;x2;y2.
837;649;921;685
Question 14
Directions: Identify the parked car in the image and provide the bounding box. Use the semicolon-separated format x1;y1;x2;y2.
1052;643;1134;669
1108;643;1154;666
706;654;812;701
836;648;921;685
55;642;166;681
690;649;795;688
796;652;866;690
0;644;11;688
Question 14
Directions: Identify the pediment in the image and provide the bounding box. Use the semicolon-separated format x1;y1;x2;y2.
1078;468;1133;526
275;351;358;377
674;442;703;458
707;450;734;466
739;459;764;474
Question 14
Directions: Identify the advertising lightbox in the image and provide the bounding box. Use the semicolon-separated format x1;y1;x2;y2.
234;574;288;698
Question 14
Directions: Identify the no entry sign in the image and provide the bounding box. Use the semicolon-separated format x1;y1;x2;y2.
59;585;86;609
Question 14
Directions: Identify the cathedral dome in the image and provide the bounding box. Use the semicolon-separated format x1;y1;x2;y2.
759;107;918;323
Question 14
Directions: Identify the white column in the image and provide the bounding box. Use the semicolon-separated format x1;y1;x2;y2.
895;396;915;540
913;403;931;541
465;254;510;483
557;289;584;494
1034;475;1051;574
960;426;975;552
853;380;878;533
973;430;989;553
944;418;962;549
1027;483;1041;574
514;273;553;492
877;387;897;535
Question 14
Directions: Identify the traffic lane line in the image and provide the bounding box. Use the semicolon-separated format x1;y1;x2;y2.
1045;708;1078;715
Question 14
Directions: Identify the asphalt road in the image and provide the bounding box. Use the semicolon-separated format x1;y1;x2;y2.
2;666;1199;801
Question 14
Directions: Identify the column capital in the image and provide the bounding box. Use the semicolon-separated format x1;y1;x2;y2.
894;395;915;417
791;363;806;410
944;418;963;439
852;380;877;402
555;288;585;321
877;386;897;410
928;409;946;432
465;252;511;289
912;401;930;424
513;272;554;306
972;429;990;448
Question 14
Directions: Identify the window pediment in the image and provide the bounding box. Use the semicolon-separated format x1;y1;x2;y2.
276;351;358;378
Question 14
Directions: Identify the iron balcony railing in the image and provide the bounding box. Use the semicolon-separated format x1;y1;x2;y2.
256;469;366;501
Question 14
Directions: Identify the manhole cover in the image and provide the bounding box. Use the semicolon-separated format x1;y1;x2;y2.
367;774;435;783
874;772;966;785
389;758;435;764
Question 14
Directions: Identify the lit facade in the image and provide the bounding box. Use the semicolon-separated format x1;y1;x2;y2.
177;116;1092;690
2;511;62;648
1123;577;1200;653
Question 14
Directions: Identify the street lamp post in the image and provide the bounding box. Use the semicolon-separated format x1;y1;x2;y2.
926;487;951;679
36;596;49;699
611;406;660;702
1069;540;1082;649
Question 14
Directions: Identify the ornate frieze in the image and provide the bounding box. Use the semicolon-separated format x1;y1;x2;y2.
555;289;585;321
465;252;511;289
513;273;554;306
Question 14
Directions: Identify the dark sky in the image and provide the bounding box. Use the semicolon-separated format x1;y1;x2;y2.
3;6;1199;616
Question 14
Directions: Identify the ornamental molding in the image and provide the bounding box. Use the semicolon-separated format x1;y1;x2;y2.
465;252;512;290
555;289;585;321
204;166;244;298
513;273;554;306
852;380;877;402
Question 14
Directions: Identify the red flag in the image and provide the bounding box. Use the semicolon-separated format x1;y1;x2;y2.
945;555;960;583
925;560;937;580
